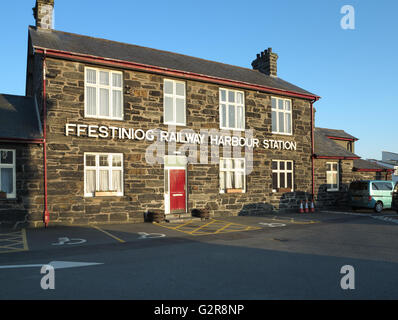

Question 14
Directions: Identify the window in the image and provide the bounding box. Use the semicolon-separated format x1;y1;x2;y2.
0;150;16;199
220;158;246;193
84;153;123;197
219;88;245;130
326;162;339;191
85;67;123;120
372;182;393;191
164;79;186;125
272;160;294;191
271;97;292;135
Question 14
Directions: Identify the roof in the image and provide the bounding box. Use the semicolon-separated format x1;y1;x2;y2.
314;128;359;158
0;94;42;140
316;127;358;141
28;26;318;99
353;159;392;171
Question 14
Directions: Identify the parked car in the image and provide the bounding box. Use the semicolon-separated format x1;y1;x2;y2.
349;180;395;213
392;182;398;213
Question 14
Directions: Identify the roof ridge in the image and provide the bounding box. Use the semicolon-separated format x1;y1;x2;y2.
29;26;272;76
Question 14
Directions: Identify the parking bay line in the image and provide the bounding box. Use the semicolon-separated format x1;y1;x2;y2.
91;226;126;243
0;229;29;254
187;219;218;235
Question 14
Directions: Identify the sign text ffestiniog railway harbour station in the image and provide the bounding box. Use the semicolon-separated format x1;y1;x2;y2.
65;123;298;152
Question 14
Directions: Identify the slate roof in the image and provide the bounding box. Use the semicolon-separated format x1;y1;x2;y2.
353;159;392;171
316;127;358;141
28;26;318;98
0;94;42;140
314;128;359;158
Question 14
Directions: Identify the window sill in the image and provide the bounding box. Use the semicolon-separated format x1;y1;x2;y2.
272;188;293;193
225;189;245;194
219;127;246;132
93;191;122;197
84;115;124;122
164;122;186;127
271;131;293;136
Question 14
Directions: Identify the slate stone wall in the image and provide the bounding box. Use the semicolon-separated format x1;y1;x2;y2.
314;159;355;208
0;143;44;228
36;57;314;225
314;159;392;209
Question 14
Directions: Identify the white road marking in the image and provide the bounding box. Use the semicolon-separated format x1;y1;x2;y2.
52;237;87;246
138;232;166;239
321;210;398;224
0;261;103;270
259;222;286;228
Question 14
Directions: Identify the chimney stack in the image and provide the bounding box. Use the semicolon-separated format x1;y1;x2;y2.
33;0;54;29
251;48;278;77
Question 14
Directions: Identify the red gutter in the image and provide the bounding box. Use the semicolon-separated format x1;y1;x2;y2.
326;136;358;142
354;168;393;172
34;47;320;101
315;156;360;160
42;51;50;227
0;137;44;144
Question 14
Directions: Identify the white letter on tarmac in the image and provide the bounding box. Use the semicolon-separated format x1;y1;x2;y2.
40;265;55;290
340;265;355;290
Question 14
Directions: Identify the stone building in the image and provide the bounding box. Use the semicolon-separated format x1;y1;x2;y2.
314;128;392;207
0;0;392;227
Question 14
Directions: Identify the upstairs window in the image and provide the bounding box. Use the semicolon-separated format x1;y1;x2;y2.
219;88;245;131
271;97;292;135
0;150;16;199
85;67;123;120
164;79;186;126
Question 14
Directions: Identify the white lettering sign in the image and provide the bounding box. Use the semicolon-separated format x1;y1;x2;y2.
65;123;297;151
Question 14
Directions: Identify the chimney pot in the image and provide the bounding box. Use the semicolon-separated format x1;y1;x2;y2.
251;47;278;77
33;0;54;29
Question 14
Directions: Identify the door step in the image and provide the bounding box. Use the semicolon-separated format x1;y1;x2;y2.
165;213;201;223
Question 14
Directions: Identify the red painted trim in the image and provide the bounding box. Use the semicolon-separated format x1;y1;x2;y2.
326;136;358;142
34;47;321;101
0;137;44;144
43;52;49;227
311;100;315;201
354;168;393;172
315;156;360;160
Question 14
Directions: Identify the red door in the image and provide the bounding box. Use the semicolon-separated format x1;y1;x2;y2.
170;169;186;212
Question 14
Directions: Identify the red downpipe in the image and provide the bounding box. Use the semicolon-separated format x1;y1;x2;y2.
43;51;49;227
311;99;315;202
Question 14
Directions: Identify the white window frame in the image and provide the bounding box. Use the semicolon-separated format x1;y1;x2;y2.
219;158;246;193
163;79;186;126
272;160;294;192
271;97;292;135
326;162;339;191
219;88;245;131
84;153;124;197
84;67;124;120
0;149;16;199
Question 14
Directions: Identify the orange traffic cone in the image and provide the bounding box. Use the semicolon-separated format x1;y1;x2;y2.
299;201;304;213
305;200;309;213
310;200;315;213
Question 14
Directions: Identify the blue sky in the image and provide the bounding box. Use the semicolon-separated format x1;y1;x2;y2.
0;0;397;159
